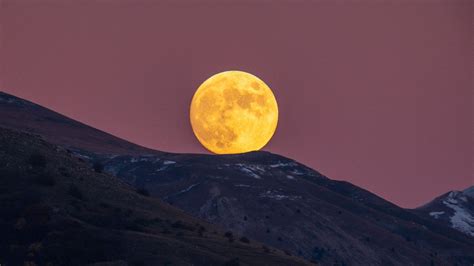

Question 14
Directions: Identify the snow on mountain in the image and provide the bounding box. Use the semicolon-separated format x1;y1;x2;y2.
417;186;474;237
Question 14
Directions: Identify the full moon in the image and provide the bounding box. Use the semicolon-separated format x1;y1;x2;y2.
190;71;278;154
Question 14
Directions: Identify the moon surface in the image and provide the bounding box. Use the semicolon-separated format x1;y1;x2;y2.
190;71;278;154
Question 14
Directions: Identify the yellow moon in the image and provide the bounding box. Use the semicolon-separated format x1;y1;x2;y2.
190;71;278;154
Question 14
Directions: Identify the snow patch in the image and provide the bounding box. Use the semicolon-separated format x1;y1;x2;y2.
290;169;305;175
0;96;18;104
130;157;158;163
429;211;445;219
234;184;251;188
237;166;261;179
163;160;176;165
286;175;295;180
443;193;474;236
259;190;301;201
446;192;459;204
177;183;200;194
269;162;297;168
155;166;168;172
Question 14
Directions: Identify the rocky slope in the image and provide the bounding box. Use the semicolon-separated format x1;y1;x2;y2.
95;152;474;265
1;91;474;265
0;127;308;266
415;186;474;237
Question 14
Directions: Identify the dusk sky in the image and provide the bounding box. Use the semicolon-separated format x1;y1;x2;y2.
1;0;472;208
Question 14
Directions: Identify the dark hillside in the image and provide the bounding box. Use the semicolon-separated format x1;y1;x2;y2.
0;127;308;266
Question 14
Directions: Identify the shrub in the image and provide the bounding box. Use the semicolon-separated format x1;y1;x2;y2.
28;153;47;168
136;188;150;197
198;226;206;237
239;237;250;244
224;231;234;242
33;173;55;186
171;220;195;231
312;246;325;261
68;184;84;200
224;257;240;266
125;209;133;217
93;162;104;173
58;167;70;177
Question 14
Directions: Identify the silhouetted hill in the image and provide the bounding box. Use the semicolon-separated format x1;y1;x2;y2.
1;91;473;265
0;128;308;266
0;92;156;155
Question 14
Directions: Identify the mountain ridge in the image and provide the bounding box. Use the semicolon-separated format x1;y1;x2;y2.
1;91;473;265
415;186;474;237
0;91;157;155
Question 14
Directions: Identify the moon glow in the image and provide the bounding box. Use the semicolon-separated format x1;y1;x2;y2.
190;71;278;154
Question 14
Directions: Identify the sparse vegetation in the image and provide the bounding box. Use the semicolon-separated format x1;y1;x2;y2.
224;257;240;266
311;246;325;261
239;237;250;244
68;184;84;200
262;245;271;253
136;188;150;197
161;228;172;234
58;166;70;177
28;153;47;168
224;231;234;242
171;220;195;231
33;172;55;186
93;162;104;173
198;225;206;237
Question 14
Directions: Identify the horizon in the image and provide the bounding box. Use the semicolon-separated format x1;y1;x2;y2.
0;89;471;209
1;0;472;208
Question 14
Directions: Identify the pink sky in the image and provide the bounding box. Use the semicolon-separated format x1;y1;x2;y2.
1;0;472;207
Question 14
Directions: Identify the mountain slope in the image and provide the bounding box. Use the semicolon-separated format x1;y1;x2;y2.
0;127;308;266
97;152;474;265
0;92;156;155
415;186;474;237
1;91;474;265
